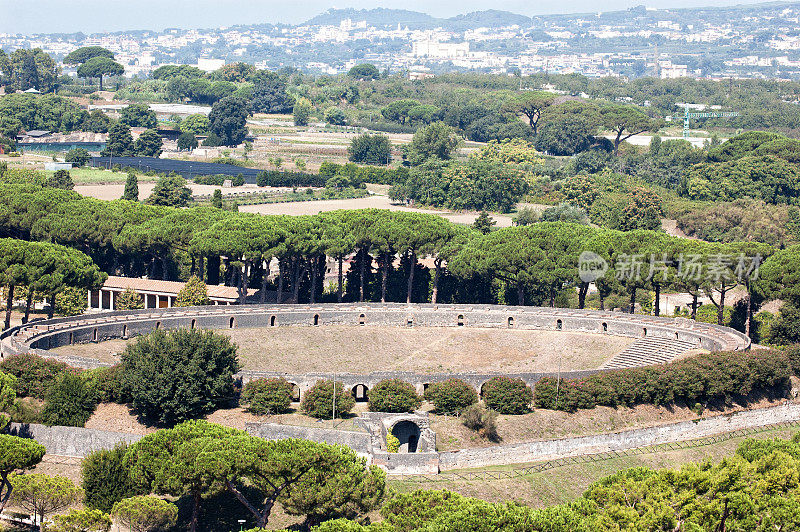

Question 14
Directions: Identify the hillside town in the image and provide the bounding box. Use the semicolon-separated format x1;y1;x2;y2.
3;4;800;80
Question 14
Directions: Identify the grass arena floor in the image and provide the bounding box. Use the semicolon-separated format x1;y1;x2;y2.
49;326;635;374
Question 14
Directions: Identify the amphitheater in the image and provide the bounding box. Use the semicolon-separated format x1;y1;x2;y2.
1;303;764;474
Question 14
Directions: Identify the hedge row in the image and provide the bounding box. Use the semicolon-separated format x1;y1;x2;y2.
5;348;797;425
193;173;245;187
534;349;792;412
319;161;409;186
256;170;325;188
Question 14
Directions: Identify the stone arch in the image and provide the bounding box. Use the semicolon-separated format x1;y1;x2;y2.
457;314;464;326
556;319;563;330
229;317;236;329
642;327;647;337
288;382;301;402
602;322;608;332
508;316;514;328
270;315;276;327
92;328;98;342
675;332;679;340
359;313;365;325
69;332;73;345
154;321;161;330
122;324;128;338
351;384;369;402
190;319;196;330
391;420;421;453
313;314;319;326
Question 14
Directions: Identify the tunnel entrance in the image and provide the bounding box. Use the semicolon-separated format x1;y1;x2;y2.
391;420;421;453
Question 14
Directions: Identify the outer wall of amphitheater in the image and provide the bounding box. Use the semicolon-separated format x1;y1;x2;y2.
1;303;753;475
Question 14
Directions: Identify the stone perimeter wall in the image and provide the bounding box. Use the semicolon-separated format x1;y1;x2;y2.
439;402;800;470
2;304;750;400
10;403;800;476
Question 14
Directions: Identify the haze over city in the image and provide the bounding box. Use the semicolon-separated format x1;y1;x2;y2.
0;0;781;33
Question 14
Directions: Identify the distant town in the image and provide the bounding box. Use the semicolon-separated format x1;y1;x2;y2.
4;3;800;80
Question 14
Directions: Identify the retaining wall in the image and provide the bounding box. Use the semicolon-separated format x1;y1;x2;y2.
244;422;373;457
7;423;142;457
438;402;800;470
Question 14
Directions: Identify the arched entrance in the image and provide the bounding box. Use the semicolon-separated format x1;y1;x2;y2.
351;384;369;402
391;420;421;453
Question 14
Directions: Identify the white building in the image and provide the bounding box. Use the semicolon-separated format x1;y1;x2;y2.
412;40;469;59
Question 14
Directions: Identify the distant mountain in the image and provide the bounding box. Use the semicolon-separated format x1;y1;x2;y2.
303;8;437;28
303;8;531;30
447;10;532;30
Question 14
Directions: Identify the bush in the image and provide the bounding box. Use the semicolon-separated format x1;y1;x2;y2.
533;349;792;412
115;288;143;311
386;433;400;453
301;380;355;419
40;372;99;427
8;398;43;424
461;403;499;442
50;508;111;532
240;378;293;415
120;329;239;426
480;376;532;415
65;148;90;167
55;286;88;316
424;379;478;414
82;444;138;513
175;276;210;307
87;365;128;404
0;353;76;399
111;496;178;532
202;132;225;146
349;134;391;165
368;379;421;413
256;169;325;188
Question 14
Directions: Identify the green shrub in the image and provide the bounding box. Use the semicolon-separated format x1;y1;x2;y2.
40;372;99;427
50;508;112;532
87;365;128;404
8;398;43;424
368;379;421;413
424;379;478;414
240;378;293;415
82;444;138;513
480;376;532;415
460;403;499;442
534;349;791;412
55;286;88;316
115;288;143;311
0;353;76;399
120;329;239;426
300;380;355;419
386;433;400;453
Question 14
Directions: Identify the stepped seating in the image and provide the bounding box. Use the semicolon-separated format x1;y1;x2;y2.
601;337;697;370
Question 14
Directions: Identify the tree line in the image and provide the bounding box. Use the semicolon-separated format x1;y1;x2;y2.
4;175;800;339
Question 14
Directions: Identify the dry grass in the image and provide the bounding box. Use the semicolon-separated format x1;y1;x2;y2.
50;326;633;374
84;401;370;435
431;395;789;451
389;424;800;508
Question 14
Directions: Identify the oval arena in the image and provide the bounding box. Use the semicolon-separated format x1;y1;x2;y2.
1;304;751;402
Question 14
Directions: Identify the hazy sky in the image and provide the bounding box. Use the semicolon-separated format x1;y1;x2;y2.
1;0;780;34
